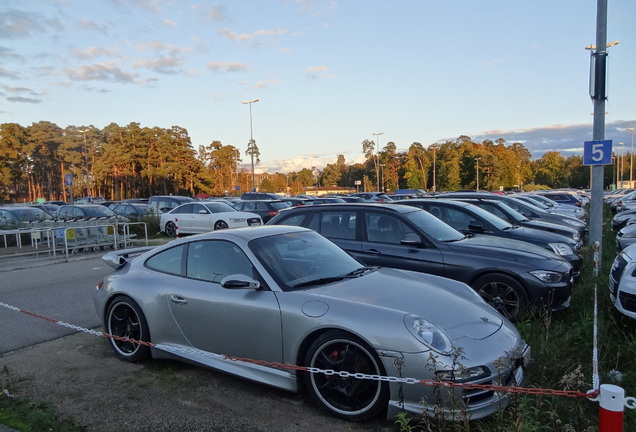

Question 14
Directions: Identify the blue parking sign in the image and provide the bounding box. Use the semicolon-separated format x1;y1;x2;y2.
583;140;612;165
64;173;73;186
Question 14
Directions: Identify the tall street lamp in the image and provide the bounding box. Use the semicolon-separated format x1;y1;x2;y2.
618;142;625;187
474;157;481;191
430;144;438;192
627;128;635;187
242;98;259;192
79;129;90;196
372;132;383;192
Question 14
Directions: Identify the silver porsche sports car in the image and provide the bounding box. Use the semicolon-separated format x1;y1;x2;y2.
94;225;530;422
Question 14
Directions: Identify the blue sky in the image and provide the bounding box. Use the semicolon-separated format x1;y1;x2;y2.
1;0;635;174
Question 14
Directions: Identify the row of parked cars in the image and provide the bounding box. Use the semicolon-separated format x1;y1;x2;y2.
90;189;591;423
606;188;636;320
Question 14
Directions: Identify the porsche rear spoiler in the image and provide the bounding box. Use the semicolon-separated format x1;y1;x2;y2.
102;246;156;269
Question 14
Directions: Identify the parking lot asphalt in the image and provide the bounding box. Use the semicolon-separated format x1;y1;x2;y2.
0;238;172;272
0;248;97;272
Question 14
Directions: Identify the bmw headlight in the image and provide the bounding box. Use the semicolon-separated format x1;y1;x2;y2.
530;270;563;283
548;242;574;256
562;218;585;228
229;218;246;223
404;315;452;353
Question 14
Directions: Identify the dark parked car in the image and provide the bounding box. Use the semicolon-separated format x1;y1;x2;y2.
148;195;195;212
395;199;581;273
56;204;122;221
615;223;636;251
27;203;60;217
441;196;583;244
240;192;285;200
301;197;347;205
110;203;162;222
612;208;636;232
0;206;53;230
282;197;309;207
532;191;582;207
232;200;290;223
267;203;575;321
513;194;584;220
337;196;367;203
438;192;588;240
349;192;393;202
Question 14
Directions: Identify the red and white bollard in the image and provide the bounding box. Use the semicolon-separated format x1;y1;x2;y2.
598;384;625;432
175;218;179;238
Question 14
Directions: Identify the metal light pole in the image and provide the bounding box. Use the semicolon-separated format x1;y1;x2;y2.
628;128;635;187
618;142;625;188
372;132;383;192
587;0;616;250
475;157;481;190
379;164;385;193
430;144;438;192
242;98;259;192
79;129;90;196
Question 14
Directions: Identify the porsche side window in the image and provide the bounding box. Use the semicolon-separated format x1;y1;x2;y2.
186;241;254;283
145;244;187;276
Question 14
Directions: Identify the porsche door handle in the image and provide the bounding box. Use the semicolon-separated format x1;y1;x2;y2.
170;294;188;304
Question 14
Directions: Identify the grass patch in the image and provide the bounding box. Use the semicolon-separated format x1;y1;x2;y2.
0;395;84;432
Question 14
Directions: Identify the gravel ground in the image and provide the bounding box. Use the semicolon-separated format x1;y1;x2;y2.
1;331;399;432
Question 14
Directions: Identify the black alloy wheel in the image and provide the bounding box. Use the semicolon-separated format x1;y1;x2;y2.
106;296;151;362
164;221;177;237
472;273;528;321
214;220;229;230
304;330;388;421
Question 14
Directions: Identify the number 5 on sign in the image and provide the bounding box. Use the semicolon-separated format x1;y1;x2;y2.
584;140;612;165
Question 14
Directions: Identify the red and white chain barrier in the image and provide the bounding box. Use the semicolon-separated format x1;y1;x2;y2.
1;297;634;427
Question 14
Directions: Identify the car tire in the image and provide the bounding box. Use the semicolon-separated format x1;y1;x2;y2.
106;296;151;362
164;221;177;237
472;273;528;322
214;220;229;230
304;330;388;421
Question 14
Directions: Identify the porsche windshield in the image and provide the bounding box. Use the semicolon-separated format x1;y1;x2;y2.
249;230;363;291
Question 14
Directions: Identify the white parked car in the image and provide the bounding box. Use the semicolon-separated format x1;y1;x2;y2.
609;243;636;319
160;201;262;236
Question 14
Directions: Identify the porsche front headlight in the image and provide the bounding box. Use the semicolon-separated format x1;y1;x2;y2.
404;315;452;354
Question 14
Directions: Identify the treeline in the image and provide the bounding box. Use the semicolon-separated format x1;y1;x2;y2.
0;121;613;202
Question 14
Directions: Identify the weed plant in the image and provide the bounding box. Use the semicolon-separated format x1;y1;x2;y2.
396;204;636;431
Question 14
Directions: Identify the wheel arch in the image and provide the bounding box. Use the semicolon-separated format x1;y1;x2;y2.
294;327;384;388
466;269;528;296
103;294;152;340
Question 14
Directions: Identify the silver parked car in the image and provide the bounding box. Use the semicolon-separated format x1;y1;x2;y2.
93;225;530;422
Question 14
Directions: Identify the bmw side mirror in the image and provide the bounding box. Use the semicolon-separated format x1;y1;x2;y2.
467;220;485;233
400;233;423;246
